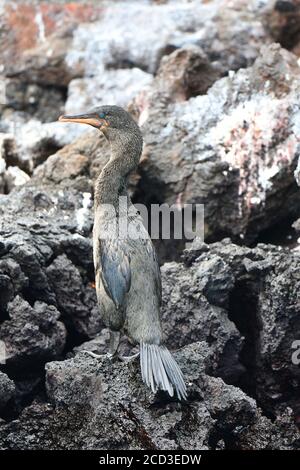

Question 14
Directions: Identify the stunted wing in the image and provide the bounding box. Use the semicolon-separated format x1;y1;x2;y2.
147;239;162;305
99;238;131;310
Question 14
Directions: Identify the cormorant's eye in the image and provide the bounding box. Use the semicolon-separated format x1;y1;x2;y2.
99;112;106;119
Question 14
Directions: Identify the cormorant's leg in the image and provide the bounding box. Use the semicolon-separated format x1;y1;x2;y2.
107;330;120;359
82;330;120;360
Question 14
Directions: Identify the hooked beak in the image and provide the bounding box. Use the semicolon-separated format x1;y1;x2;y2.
58;112;107;129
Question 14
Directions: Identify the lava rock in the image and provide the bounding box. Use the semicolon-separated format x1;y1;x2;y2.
264;0;300;52
146;45;220;102
34;44;300;243
46;254;102;337
160;260;242;382
66;1;270;76
235;409;300;450
1;2;101;86
130;43;300;242
65;68;153;116
0;372;15;411
0;182;99;345
0;0;274;179
34;149;89;183
0;342;298;450
185;239;300;415
4;79;67;123
0;296;66;369
0;119;89;175
0;0;299;450
4;166;30;193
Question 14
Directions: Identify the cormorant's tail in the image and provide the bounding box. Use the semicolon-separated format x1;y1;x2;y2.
140;343;187;400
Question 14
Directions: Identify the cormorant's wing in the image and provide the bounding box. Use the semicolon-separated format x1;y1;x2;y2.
149;241;162;305
99;238;131;309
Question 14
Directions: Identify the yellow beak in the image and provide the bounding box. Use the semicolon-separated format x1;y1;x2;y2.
58;113;106;129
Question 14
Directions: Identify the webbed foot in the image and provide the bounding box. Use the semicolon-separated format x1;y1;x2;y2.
82;350;109;359
81;330;121;361
82;350;121;363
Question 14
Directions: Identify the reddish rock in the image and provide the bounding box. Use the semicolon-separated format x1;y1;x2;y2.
34;149;89;184
2;2;102;64
153;45;220;102
1;1;103;87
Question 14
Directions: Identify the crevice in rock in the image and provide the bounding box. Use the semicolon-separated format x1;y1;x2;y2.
28;140;62;171
1;349;59;377
62;323;89;357
0;370;46;422
133;180;185;264
20;286;44;308
215;339;246;385
273;1;300;50
205;228;235;245
227;278;276;420
120;404;158;450
208;427;236;450
0;305;9;323
0;139;27;175
133;172;166;207
254;215;298;248
4;82;68;123
0;396;16;422
133;182;202;264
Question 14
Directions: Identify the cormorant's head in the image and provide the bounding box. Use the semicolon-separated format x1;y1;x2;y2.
59;105;140;141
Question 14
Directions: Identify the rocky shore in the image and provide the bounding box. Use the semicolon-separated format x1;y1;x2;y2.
0;0;299;449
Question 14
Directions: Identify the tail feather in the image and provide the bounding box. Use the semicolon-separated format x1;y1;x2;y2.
140;343;187;400
148;345;156;393
153;345;173;397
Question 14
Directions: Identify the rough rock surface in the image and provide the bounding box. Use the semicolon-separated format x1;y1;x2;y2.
0;0;300;451
0;372;15;411
183;238;300;416
65;0;271;76
0;0;275;187
131;43;300;242
0;343;299;450
29;43;300;243
0;202;299;448
0;182;102;341
150;45;221;101
0;296;66;369
65;68;153;116
264;0;300;54
2;1;300;239
160;260;242;383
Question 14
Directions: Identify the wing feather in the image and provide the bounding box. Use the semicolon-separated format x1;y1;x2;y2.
99;238;131;309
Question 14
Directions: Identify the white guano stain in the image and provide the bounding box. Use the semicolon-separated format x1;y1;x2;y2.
35;10;46;42
76;192;92;231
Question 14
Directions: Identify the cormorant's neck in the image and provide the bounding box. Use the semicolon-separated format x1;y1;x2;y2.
94;131;142;208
